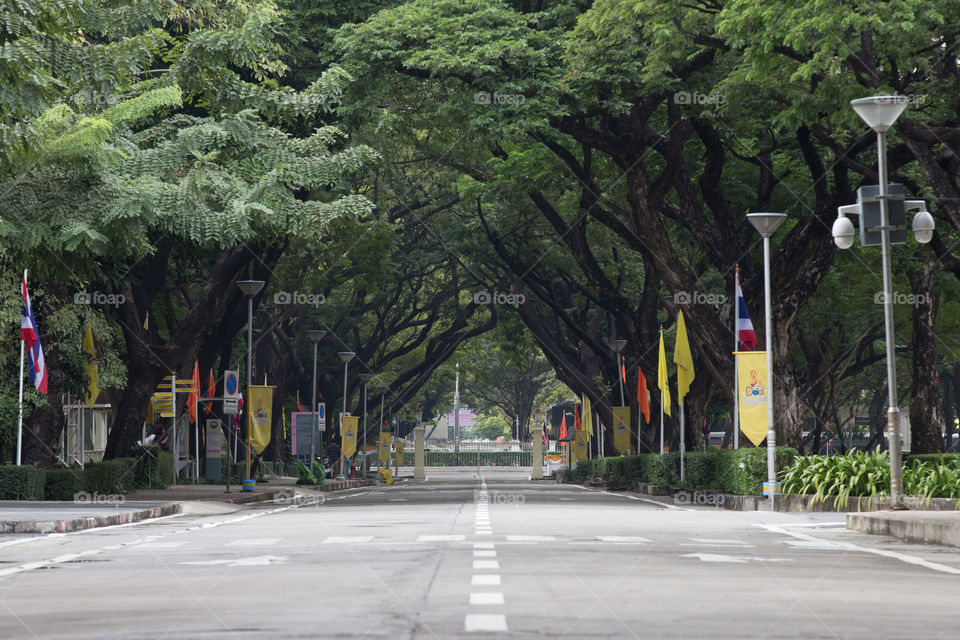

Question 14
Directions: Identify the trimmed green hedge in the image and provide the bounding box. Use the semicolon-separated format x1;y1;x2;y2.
44;468;84;501
0;465;46;500
572;447;799;495
424;451;531;466
83;458;137;495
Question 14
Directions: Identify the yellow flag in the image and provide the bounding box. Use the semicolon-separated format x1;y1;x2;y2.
737;351;769;446
341;416;359;459
674;310;695;403
396;441;405;466
582;394;593;437
378;431;391;464
574;429;589;462
248;385;275;454
82;324;100;409
658;331;671;417
612;406;630;455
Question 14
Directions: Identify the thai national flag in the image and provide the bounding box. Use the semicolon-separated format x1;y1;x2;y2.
542;414;549;447
21;273;48;393
736;273;757;351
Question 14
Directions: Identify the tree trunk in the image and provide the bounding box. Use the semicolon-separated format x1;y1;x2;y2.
908;251;943;453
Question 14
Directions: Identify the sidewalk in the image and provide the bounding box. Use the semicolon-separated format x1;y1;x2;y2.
0;476;377;535
847;511;960;548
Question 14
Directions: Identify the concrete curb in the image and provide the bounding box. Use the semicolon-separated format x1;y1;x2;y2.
847;511;960;548
0;502;184;534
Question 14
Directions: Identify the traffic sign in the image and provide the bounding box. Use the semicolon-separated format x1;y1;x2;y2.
763;481;782;496
224;370;240;399
223;398;239;415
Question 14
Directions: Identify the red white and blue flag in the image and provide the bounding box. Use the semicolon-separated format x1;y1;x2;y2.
542;414;549;447
736;273;757;351
21;272;48;393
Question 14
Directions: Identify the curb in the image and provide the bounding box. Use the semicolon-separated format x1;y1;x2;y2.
846;511;960;548
0;502;184;534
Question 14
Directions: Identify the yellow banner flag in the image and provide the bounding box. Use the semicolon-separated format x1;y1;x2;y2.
396;441;405;466
674;310;695;403
658;331;671;416
574;429;589;462
341;416;359;459
737;351;769;446
378;431;391;464
82;324;100;410
248;385;275;454
582;394;593;437
612;406;630;455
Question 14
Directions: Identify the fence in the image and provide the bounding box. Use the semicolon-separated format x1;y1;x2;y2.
424;442;532;467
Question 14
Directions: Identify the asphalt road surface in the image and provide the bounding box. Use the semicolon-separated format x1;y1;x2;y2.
2;474;959;639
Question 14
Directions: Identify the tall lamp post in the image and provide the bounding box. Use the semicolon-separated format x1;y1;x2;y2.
833;95;935;509
336;351;355;479
236;280;265;483
306;330;327;466
358;373;374;478
747;213;787;510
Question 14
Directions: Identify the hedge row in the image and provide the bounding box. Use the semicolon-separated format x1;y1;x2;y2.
424;451;531;466
0;446;173;501
571;447;799;495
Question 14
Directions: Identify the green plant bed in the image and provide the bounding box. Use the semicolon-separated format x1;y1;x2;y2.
0;465;46;500
84;458;137;495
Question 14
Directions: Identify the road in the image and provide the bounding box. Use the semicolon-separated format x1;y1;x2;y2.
1;474;959;639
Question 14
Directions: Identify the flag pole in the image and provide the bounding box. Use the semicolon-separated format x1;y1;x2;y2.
659;325;664;455
734;265;740;450
680;398;685;482
16;338;24;466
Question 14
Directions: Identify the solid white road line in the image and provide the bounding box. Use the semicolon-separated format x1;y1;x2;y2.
473;542;495;549
758;524;960;575
473;550;497;557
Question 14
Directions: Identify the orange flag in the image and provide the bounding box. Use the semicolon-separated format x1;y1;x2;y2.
574;405;582;430
637;366;650;424
206;369;215;415
188;359;199;423
621;361;626;384
559;414;568;440
296;390;303;412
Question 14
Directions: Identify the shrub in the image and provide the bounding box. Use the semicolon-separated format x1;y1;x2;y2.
722;447;797;495
684;450;721;490
0;465;45;500
296;460;317;485
781;448;890;508
130;446;170;489
903;459;960;500
84;458;136;495
44;468;84;501
219;455;244;485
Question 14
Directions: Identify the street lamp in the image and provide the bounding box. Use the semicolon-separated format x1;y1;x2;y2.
306;330;327;467
236;280;265;484
336;352;355;479
834;95;935;509
358;372;374;478
747;213;787;510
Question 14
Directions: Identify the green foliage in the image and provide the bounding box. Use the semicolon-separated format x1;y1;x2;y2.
296;459;317;485
0;465;46;500
424;451;531;466
782;449;891;509
83;458;137;495
131;445;171;489
311;460;326;484
219;456;244;485
903;460;960;502
573;447;798;495
44;468;84;501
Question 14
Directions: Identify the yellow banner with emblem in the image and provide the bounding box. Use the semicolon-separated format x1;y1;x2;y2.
574;429;589;462
737;351;769;446
248;385;275;454
612;406;631;455
395;441;405;466
341;416;359;459
378;432;391;464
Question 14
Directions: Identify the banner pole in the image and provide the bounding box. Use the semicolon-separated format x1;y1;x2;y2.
734;266;740;450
